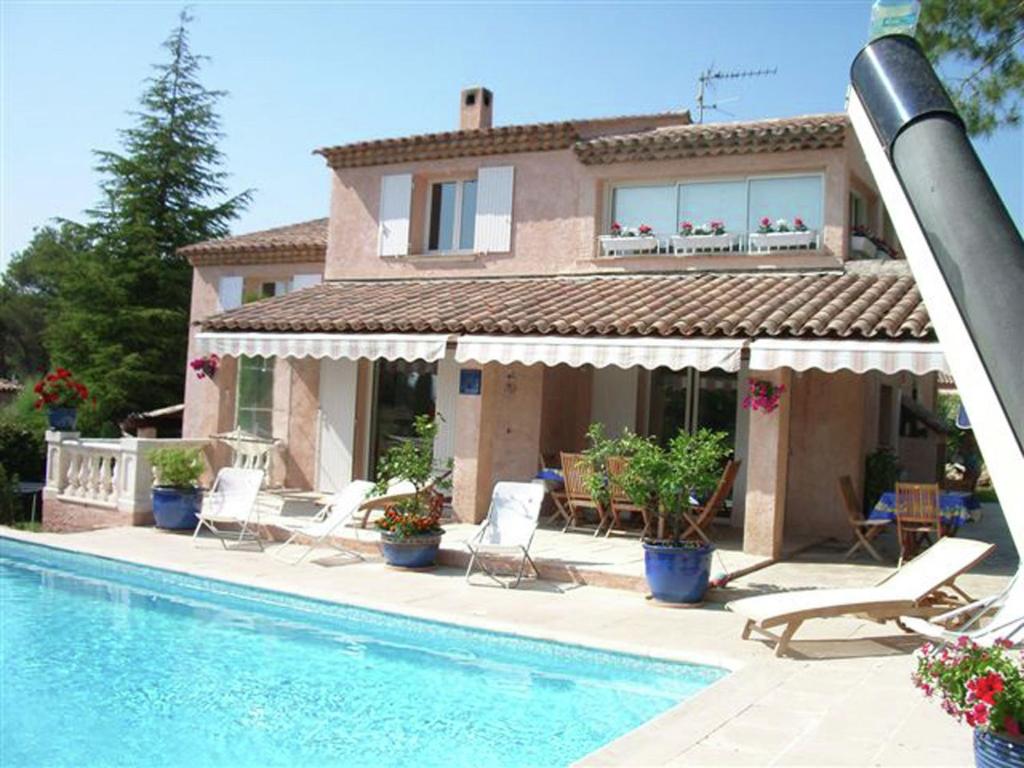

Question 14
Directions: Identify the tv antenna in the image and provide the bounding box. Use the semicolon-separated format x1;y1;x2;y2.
695;65;778;123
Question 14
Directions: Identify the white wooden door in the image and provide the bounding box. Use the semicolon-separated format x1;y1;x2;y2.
317;358;358;492
433;356;459;471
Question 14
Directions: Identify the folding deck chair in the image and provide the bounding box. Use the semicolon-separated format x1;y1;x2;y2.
272;480;377;565
192;467;266;549
680;460;740;544
902;573;1024;647
465;482;545;588
839;474;891;562
727;537;994;657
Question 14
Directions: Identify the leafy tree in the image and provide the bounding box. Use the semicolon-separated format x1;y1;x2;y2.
0;221;90;379
918;0;1024;136
44;10;251;429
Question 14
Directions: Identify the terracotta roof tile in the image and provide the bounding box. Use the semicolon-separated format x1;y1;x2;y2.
180;218;328;266
202;272;933;341
574;114;848;165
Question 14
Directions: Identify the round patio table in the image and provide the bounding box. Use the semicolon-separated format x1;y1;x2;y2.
867;490;980;531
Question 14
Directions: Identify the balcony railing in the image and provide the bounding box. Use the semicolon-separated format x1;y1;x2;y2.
44;431;209;515
597;230;820;258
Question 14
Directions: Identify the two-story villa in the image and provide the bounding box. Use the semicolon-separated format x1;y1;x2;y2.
181;87;947;558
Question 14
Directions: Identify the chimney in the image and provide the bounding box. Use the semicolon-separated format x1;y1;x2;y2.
460;86;493;130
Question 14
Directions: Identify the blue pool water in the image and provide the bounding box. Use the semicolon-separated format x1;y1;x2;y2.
0;537;726;767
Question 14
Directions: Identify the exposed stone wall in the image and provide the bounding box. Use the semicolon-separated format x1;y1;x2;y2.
42;497;153;532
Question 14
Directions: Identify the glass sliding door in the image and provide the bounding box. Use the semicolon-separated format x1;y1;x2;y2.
369;360;438;476
647;367;737;448
695;369;739;446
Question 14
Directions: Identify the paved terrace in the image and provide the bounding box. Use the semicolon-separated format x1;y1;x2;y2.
3;503;1015;767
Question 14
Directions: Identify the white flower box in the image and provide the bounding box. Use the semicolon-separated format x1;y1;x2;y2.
850;234;878;259
598;235;660;257
748;230;818;253
669;233;739;255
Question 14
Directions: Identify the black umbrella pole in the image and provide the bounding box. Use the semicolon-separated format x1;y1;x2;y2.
851;34;1024;454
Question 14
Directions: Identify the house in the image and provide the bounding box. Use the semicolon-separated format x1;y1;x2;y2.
181;86;947;558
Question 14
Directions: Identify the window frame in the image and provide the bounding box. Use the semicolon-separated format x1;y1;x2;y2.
235;354;275;439
605;170;827;244
424;177;478;254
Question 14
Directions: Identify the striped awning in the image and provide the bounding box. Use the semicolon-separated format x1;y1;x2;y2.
194;332;451;363
454;335;745;371
748;339;949;375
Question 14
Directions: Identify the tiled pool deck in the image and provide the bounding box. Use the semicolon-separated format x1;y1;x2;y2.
3;503;1016;767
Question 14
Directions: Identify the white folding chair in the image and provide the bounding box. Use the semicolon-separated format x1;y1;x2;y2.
272;481;377;565
465;482;545;588
192;467;265;549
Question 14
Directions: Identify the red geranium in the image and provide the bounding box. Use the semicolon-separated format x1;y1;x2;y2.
33;369;91;410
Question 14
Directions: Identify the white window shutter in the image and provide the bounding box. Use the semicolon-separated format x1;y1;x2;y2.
474;166;514;253
378;173;413;257
291;273;322;291
217;276;244;311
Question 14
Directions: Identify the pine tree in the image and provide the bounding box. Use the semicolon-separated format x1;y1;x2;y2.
46;11;251;431
918;0;1024;137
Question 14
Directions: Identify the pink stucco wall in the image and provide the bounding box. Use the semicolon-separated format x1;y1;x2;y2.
325;145;853;281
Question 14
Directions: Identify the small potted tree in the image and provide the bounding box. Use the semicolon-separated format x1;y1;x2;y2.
373;415;445;568
913;637;1023;766
33;368;91;431
617;428;731;604
149;447;205;530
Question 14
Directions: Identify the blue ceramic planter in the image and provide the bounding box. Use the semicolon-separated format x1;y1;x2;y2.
379;532;442;568
975;730;1024;768
47;407;78;431
152;487;202;530
643;541;713;604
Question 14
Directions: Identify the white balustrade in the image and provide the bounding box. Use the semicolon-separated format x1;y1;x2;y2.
44;431;209;516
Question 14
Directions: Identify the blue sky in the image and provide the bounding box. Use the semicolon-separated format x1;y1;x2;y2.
2;1;1021;268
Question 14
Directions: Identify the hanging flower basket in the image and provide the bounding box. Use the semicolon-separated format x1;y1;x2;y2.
742;379;785;414
189;354;220;380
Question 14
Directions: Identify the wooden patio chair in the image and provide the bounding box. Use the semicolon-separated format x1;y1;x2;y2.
560;452;609;536
838;474;890;562
895;481;943;567
680;460;741;544
605;456;651;538
537;453;571;531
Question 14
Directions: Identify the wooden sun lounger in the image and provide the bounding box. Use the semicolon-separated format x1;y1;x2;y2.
727;537;995;657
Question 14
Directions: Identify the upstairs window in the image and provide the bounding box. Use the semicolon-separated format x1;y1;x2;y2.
609;174;824;240
427;179;477;252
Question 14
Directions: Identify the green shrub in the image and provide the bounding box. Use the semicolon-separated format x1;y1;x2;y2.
864;447;901;514
0;464;18;525
0;412;45;482
149;447;204;489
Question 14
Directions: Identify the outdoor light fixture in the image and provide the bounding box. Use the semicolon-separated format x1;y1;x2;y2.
849;34;1024;547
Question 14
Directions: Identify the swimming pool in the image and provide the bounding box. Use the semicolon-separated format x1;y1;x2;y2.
0;537;726;767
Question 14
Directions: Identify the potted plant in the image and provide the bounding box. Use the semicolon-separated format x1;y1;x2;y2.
670;220;738;255
373;415;445;568
748;216;818;252
850;225;879;259
149;446;205;530
913;637;1024;767
616;428;732;604
33;368;91;431
598;221;660;256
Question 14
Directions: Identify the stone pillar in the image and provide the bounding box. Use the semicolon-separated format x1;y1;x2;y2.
742;369;792;558
452;363;544;523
